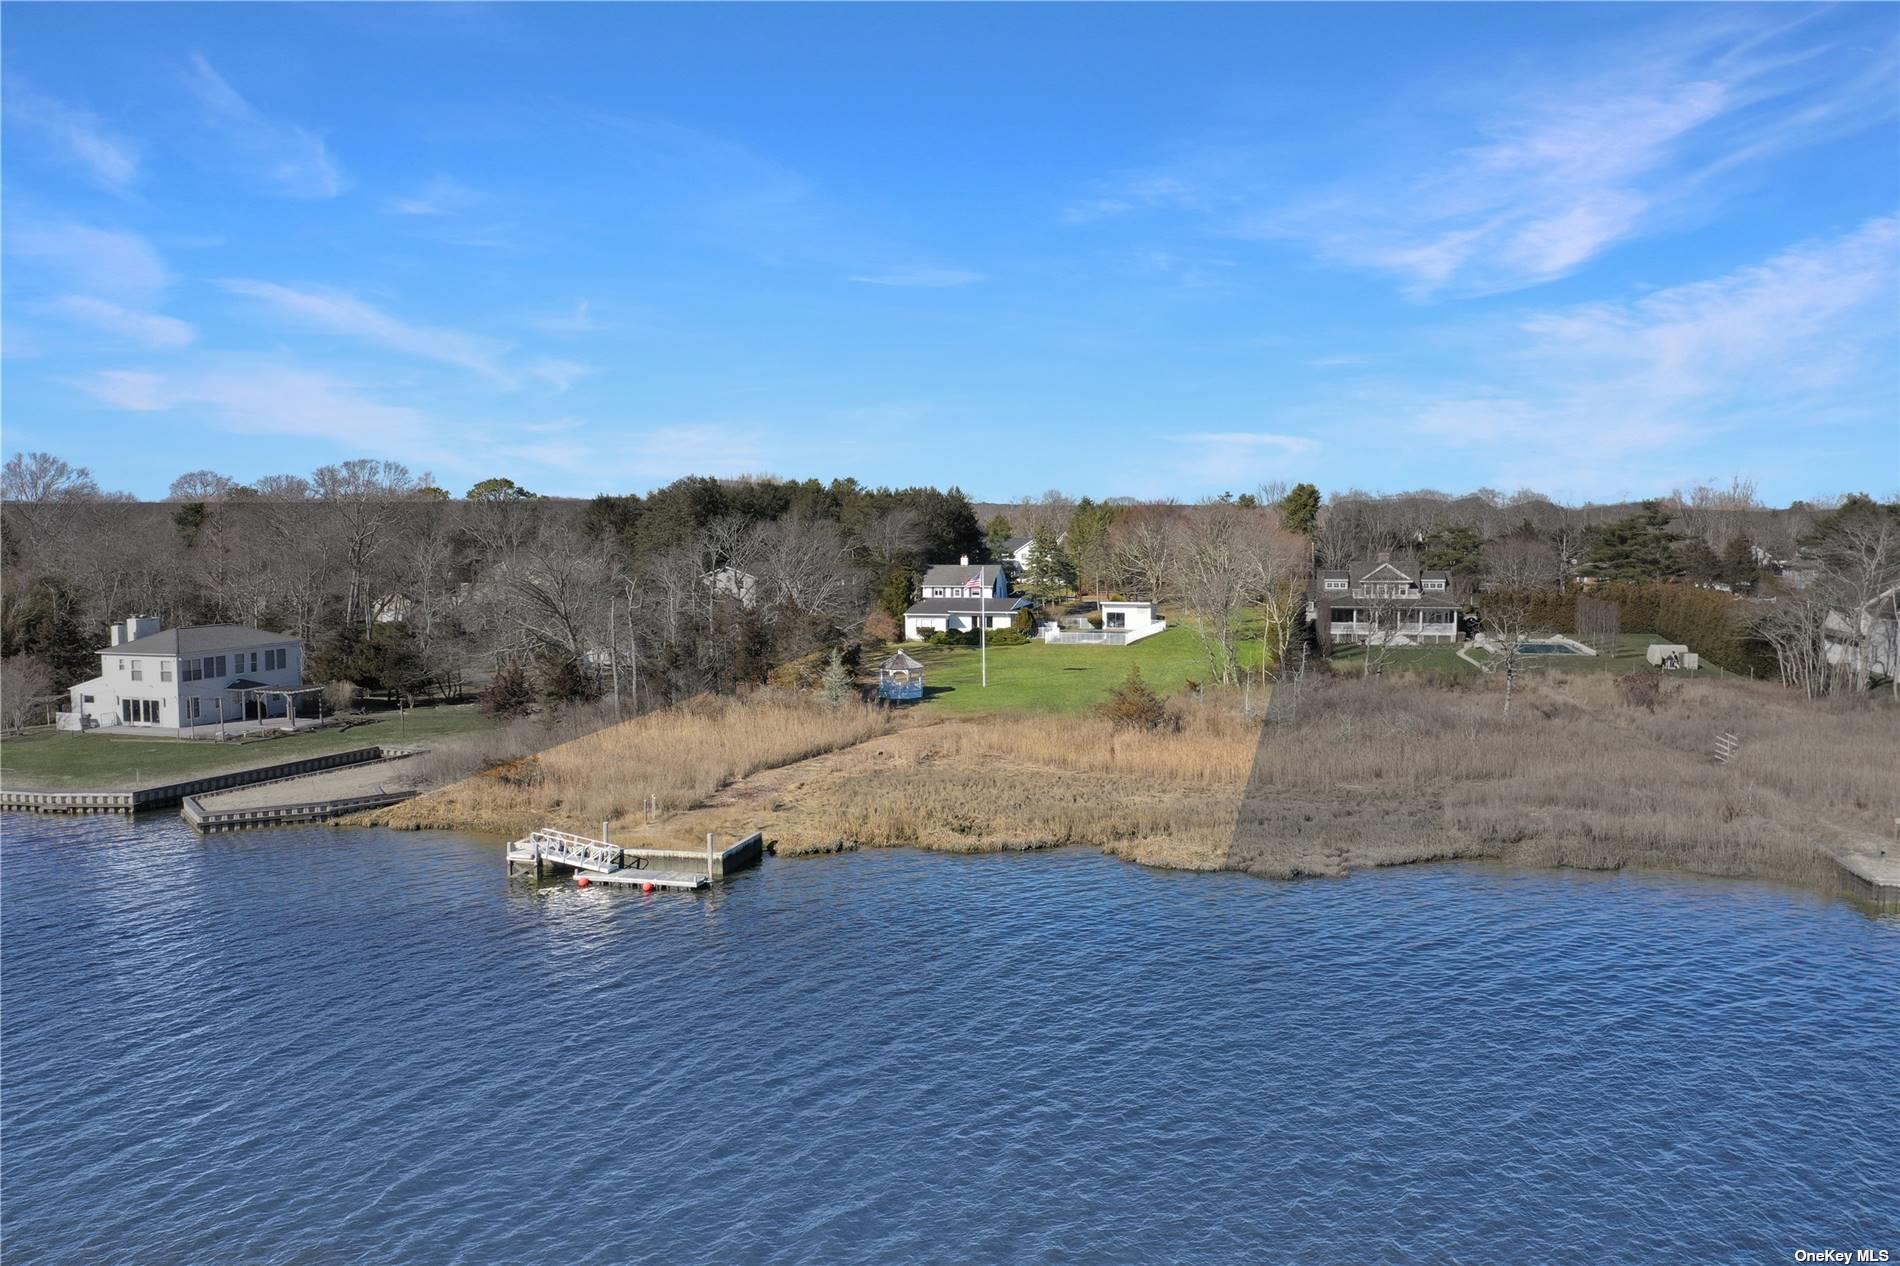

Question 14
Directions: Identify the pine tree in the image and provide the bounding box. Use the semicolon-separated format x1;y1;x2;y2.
1024;524;1076;599
1278;483;1321;536
1581;502;1679;580
819;648;853;704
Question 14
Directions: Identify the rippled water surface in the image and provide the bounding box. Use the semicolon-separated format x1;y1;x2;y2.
4;814;1897;1264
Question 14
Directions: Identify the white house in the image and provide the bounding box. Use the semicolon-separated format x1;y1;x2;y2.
997;536;1036;574
61;617;306;733
1039;599;1168;645
703;565;760;608
1824;586;1900;683
903;558;1031;639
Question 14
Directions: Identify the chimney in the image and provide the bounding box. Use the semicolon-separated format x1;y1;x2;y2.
959;554;969;567
110;621;124;647
1376;550;1391;563
123;615;161;643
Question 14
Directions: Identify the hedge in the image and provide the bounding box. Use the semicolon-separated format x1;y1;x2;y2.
1479;583;1772;677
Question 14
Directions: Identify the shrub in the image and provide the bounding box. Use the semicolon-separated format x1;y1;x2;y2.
863;610;899;643
1100;665;1171;731
928;629;975;648
323;679;358;715
480;662;536;718
1617;669;1661;710
986;629;1029;647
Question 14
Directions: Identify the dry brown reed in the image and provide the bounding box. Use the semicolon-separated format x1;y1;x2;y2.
364;672;1896;901
359;692;892;837
1225;673;1898;892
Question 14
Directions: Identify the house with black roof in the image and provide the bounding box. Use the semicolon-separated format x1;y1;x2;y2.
1307;555;1461;645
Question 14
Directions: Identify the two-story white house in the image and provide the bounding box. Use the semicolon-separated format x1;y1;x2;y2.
1307;556;1462;645
903;558;1032;639
62;617;307;733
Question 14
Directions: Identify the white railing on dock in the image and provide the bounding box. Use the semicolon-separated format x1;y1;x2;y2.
514;828;626;873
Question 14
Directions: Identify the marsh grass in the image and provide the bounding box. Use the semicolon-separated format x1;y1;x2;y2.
363;692;891;836
364;672;1895;900
1225;674;1898;890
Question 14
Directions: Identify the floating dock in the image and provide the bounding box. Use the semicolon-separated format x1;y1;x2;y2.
506;825;762;891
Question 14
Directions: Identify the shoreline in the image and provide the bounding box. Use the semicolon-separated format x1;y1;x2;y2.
347;680;1899;913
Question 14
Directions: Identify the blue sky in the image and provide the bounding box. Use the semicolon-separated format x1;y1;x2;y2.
3;3;1896;503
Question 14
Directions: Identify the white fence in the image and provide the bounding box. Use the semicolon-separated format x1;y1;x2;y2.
1039;620;1168;646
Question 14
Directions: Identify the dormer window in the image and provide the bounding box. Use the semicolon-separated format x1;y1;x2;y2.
1323;578;1347;591
1423;579;1446;591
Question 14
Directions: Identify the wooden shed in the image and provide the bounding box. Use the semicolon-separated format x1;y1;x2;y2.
878;650;924;702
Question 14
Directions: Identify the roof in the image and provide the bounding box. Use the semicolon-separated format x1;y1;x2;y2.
107;624;298;655
920;562;1009;587
1312;558;1451;585
880;651;924;671
904;596;1032;617
1000;537;1033;554
225;677;270;689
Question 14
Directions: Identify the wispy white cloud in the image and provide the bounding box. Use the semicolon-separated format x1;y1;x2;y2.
1073;16;1897;298
183;53;344;198
528;300;599;334
219;279;511;381
847;267;987;288
525;357;591;391
74;364;455;469
219;279;595;393
1395;216;1899;493
7;222;170;296
384;175;483;217
2;79;140;193
1171;431;1320;489
40;296;195;349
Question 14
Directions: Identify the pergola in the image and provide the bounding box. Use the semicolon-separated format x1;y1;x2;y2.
236;683;327;731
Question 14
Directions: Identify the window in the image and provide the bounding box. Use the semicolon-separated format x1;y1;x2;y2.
130;662;143;681
1106;611;1126;629
118;659;125;672
160;661;172;682
250;652;258;672
1323;578;1346;591
190;698;201;720
83;694;94;704
215;655;228;677
1423;579;1446;591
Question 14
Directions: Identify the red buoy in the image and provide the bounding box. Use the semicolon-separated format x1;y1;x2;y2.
576;876;591;888
642;882;655;894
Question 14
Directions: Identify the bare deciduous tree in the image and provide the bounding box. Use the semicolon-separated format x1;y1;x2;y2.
1;656;54;732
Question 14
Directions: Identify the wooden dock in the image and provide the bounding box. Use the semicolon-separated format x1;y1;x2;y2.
506;826;761;890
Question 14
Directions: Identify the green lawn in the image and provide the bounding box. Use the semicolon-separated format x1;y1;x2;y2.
899;624;1245;714
1328;632;1738;679
0;703;497;790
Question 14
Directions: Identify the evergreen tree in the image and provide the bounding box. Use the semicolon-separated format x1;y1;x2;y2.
1278;483;1321;536
1419;524;1483;575
1580;502;1680;580
1024;524;1076;598
1065;498;1118;594
985;513;1014;555
819;648;853;704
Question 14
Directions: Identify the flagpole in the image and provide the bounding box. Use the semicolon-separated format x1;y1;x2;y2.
980;573;988;688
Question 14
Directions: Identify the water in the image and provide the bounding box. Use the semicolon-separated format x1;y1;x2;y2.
4;815;1897;1265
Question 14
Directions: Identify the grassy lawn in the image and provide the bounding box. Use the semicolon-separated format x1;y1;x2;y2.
0;702;497;790
900;624;1244;715
1328;632;1740;679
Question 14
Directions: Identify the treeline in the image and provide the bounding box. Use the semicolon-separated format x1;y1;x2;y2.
0;452;987;715
2;449;1892;720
